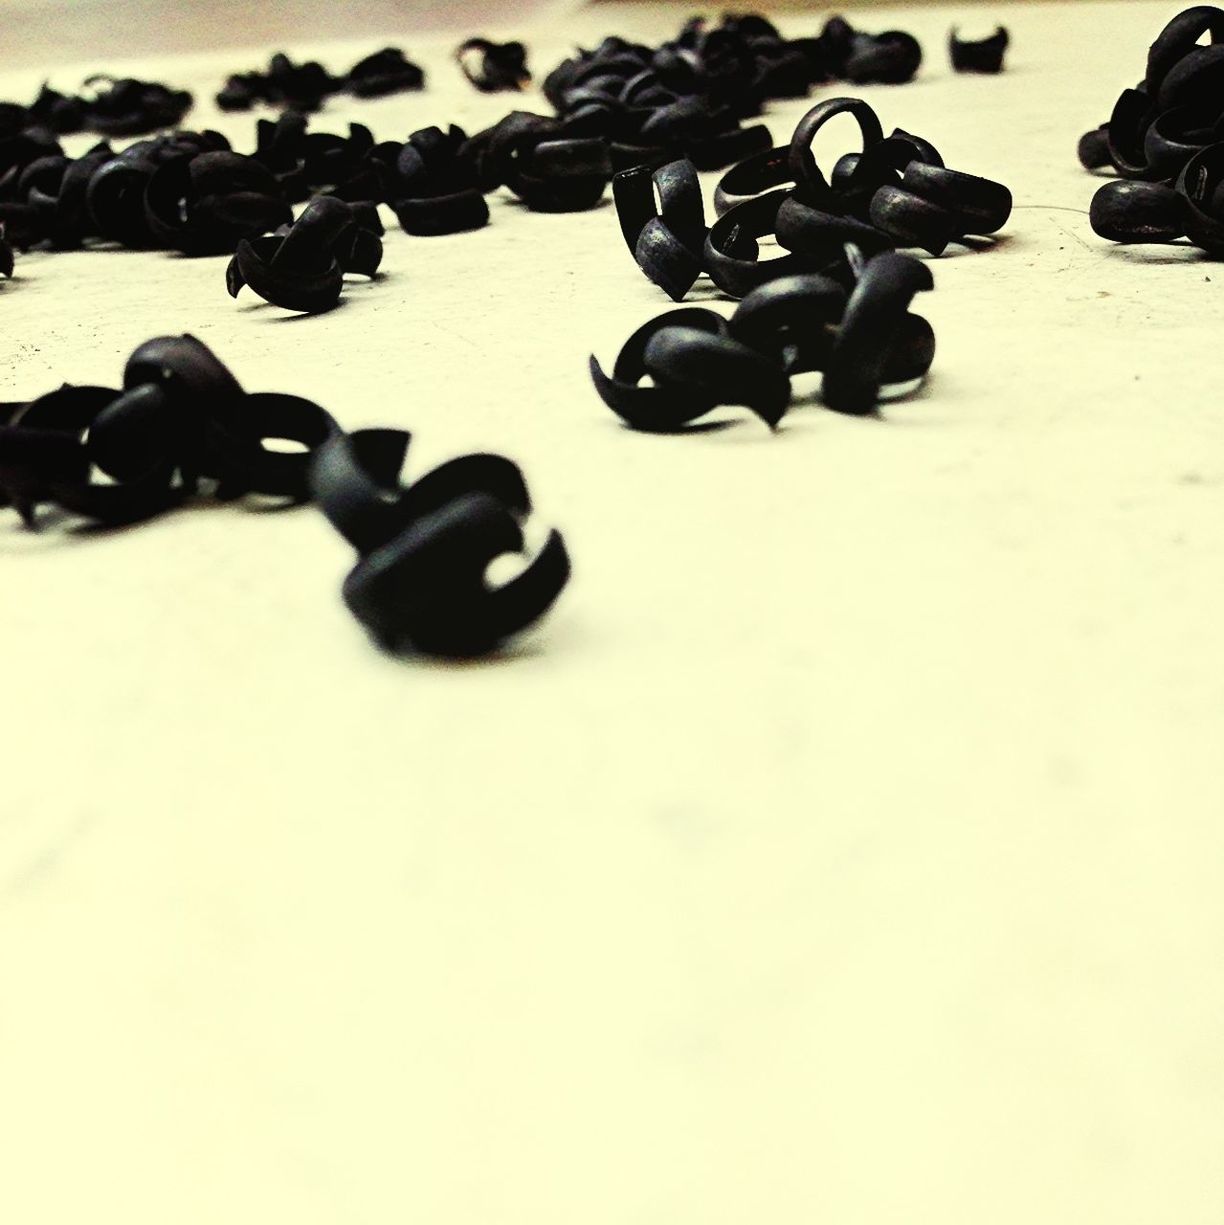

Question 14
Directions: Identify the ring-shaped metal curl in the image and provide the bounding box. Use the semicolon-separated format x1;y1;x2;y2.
2;384;186;525
1143;106;1215;180
615;158;706;298
1155;42;1224;112
775;196;895;261
9;384;116;432
124;333;245;404
705;189;843;298
898;162;1013;234
788;98;885;206
712;145;793;216
949;26;1009;73
400;453;532;525
868;186;960;256
0;426;92;524
394;189;490;236
310;428;415;552
508;137;611;212
1145;5;1224;93
634;217;705;300
40;456;185;526
613;158;703;250
830;133;944;218
228;235;344;313
1089;179;1186;243
1106;88;1158;179
728;273;847;373
822;251;935;416
211;392;341;499
589;307;727;431
123;333;246;485
309;429;532;552
341;491;570;657
87;383;183;484
727;273;931;382
642;326;792;429
1176;141;1224;252
613;162;658;250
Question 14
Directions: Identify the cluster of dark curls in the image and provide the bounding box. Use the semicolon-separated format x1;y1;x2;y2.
0;336;570;657
0;76;191;139
217;48;424;112
539;12;922;183
310;432;570;657
0;334;340;528
1081;6;1224;253
591;246;936;431
0;113;468;257
615;97;1011;303
227;194;383;313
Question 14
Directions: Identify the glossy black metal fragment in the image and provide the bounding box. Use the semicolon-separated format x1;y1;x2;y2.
775;196;895;262
713;144;794;216
122;334;340;498
704;188;851;298
227;194;382;314
949;27;1009;73
614;158;707;299
1176;141;1224;252
0;384;182;526
457;39;531;92
727;273;848;373
725;269;933;385
1089;179;1187;242
309;430;569;657
81;130;229;249
589;308;727;431
388;123;492;233
1076;7;1224;182
642;326;792;428
590;305;793;431
871;163;1012;251
789;97;886;207
507;136;613;212
395;190;489;235
144;151;292;256
822;251;934;415
758;116;1000;254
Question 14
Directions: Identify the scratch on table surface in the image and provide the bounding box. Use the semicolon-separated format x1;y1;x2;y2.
1012;205;1091;215
1051;215;1099;255
427;317;481;350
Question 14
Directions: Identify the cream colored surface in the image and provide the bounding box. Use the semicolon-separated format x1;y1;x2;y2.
3;4;1223;1222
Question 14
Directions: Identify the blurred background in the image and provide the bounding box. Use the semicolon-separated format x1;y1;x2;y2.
2;0;1012;69
0;0;567;67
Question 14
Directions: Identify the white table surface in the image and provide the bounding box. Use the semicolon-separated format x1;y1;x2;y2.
3;4;1223;1222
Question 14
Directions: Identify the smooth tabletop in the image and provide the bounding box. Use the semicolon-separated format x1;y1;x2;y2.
2;4;1222;1222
